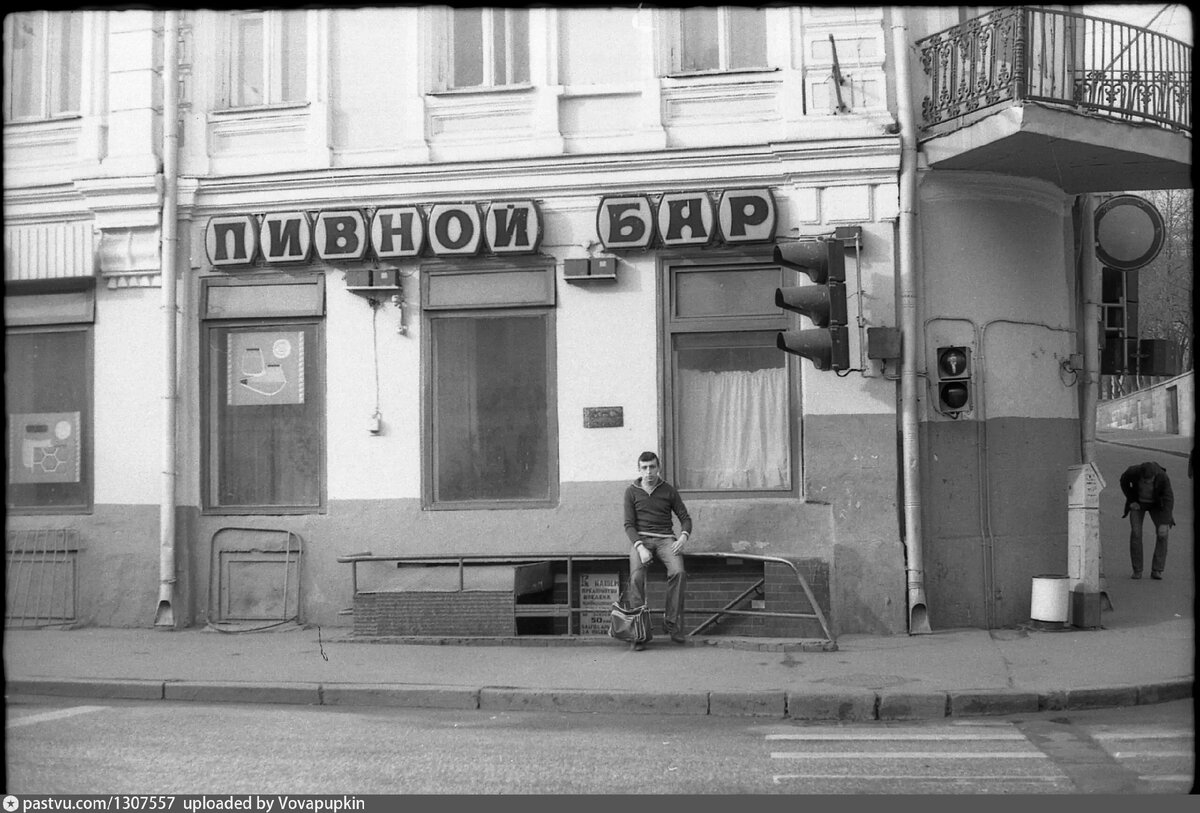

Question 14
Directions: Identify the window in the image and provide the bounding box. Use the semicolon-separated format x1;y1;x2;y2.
423;266;557;508
226;10;307;107
2;11;83;121
202;277;325;513
448;8;529;89
6;327;92;512
671;7;767;74
663;259;796;494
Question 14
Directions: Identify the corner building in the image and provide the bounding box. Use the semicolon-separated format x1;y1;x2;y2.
4;8;1190;636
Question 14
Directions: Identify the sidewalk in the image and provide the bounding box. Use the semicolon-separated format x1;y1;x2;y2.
5;429;1193;722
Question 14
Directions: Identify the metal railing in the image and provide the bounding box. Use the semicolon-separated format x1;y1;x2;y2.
5;529;80;628
918;7;1191;133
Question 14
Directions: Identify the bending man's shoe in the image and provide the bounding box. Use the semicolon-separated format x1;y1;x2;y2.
631;641;646;651
1151;572;1163;580
670;632;687;644
1131;572;1142;579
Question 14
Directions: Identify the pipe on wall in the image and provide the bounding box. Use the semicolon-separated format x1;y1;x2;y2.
155;9;181;628
891;7;931;634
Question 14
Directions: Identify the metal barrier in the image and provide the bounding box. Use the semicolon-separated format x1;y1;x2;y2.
336;550;835;645
5;529;80;628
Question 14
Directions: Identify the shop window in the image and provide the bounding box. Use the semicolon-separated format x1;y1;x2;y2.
443;8;530;89
423;265;557;509
2;11;83;121
202;277;325;513
663;259;796;495
225;10;307;108
666;7;768;74
5;327;92;513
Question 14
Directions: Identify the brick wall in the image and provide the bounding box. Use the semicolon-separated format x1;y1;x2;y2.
355;591;516;636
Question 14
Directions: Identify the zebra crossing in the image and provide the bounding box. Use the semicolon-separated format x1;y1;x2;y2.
757;718;1194;793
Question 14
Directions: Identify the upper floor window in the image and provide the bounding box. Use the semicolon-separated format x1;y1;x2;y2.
2;11;83;121
669;7;768;74
226;10;307;108
449;8;529;89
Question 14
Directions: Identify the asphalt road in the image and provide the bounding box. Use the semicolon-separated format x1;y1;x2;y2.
4;695;1193;795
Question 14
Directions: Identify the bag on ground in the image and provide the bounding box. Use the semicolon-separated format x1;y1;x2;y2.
609;602;652;644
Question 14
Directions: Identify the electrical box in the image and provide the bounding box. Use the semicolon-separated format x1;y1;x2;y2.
373;268;399;288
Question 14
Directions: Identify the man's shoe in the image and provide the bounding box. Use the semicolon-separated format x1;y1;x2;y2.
1131;572;1142;579
670;633;687;644
1151;572;1163;580
631;641;645;651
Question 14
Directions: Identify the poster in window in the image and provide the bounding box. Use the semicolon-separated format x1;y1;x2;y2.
228;331;305;406
9;412;81;484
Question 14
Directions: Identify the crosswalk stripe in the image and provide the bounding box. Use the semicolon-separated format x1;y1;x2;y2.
766;731;1026;741
6;705;108;729
771;751;1043;760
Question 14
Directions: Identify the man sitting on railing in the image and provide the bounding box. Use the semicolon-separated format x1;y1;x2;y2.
623;450;693;651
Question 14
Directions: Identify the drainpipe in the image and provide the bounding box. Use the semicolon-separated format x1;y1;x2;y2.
892;8;931;634
1078;195;1099;464
154;9;180;628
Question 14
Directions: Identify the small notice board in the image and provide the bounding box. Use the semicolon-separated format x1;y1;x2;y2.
579;573;620;635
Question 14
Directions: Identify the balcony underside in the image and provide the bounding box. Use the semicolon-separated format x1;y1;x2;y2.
920;102;1192;193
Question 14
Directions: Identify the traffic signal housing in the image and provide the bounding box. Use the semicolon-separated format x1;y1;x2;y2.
935;346;972;415
773;238;849;371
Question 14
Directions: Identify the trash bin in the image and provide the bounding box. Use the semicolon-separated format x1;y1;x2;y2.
1030;574;1069;624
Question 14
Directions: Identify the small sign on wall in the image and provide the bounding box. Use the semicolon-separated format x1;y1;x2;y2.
9;412;81;484
583;406;623;428
579;572;621;635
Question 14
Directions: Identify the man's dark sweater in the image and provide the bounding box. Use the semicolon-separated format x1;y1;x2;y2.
624;478;693;545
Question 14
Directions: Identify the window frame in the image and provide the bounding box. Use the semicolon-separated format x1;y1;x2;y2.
659;252;801;500
5;323;94;515
200;276;326;515
433;6;532;92
2;10;83;122
221;9;310;110
661;6;772;77
421;263;558;511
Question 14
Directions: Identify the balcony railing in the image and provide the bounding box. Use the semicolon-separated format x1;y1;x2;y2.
918;7;1191;133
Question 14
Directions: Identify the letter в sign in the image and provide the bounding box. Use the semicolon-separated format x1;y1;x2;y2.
596;196;654;249
718;189;776;244
314;210;367;261
259;212;313;264
428;203;483;256
657;192;713;247
206;215;259;267
371;206;426;259
485;201;542;255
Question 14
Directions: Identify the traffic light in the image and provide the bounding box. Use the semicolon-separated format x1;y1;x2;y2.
773;237;849;371
935;346;972;415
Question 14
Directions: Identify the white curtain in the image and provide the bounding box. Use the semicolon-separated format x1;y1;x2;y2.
676;367;789;489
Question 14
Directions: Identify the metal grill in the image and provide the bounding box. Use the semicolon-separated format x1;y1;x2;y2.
5;529;80;628
919;7;1192;133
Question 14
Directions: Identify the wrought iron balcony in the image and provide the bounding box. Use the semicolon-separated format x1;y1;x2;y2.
915;7;1191;193
918;7;1191;133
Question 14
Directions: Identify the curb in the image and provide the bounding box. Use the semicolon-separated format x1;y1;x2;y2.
1096;437;1191;459
7;677;1192;720
327;635;839;652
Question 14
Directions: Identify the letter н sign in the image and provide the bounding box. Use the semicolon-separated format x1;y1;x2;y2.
372;206;426;259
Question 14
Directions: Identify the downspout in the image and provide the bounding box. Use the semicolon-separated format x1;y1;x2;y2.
892;8;931;633
1078;195;1099;464
155;9;180;628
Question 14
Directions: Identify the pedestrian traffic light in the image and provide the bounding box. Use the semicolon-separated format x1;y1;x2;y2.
773;237;849;372
935;346;972;415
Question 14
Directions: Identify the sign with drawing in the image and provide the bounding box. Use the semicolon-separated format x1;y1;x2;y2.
9;412;80;484
228;331;305;406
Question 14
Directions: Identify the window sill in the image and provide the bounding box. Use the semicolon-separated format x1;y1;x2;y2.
210;101;311;117
427;83;535;98
3;112;83;128
663;67;781;82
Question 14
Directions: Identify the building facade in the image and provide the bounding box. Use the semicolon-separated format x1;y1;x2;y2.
5;7;1190;636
